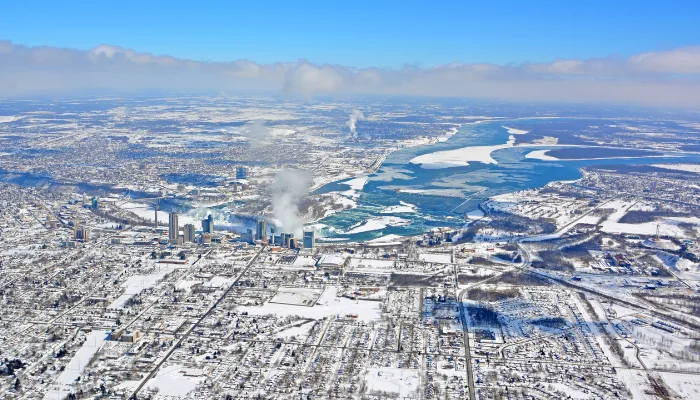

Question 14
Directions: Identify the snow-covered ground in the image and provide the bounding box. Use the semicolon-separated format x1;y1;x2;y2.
660;372;700;398
274;321;315;339
43;330;108;400
652;163;700;173
238;286;381;321
418;252;452;263
108;265;178;309
145;364;204;397
365;367;420;398
366;234;404;244
0;116;23;123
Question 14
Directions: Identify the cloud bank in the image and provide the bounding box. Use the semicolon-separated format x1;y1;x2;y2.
2;41;700;107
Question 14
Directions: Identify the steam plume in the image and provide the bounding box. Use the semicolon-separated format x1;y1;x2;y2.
270;169;312;235
241;120;270;146
346;110;365;139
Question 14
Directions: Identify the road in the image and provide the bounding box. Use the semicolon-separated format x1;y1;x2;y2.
458;271;509;400
129;245;265;399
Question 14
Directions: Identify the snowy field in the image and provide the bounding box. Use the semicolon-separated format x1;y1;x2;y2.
651;163;700;173
269;287;323;306
145;364;204;397
365;367;420;398
238;286;381;321
598;200;700;238
43;330;108;400
108;265;177;309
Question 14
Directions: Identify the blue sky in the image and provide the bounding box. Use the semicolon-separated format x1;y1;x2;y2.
2;0;699;67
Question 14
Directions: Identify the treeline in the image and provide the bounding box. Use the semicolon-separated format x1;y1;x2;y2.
619;210;689;224
465;288;520;302
467;305;500;327
499;270;551;286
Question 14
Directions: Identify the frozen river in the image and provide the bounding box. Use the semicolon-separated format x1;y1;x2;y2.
313;119;700;242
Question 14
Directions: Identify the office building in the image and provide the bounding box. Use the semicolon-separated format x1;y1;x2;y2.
283;233;294;248
235;166;247;180
202;214;214;233
303;230;315;249
256;219;267;242
74;227;89;241
201;233;212;245
168;212;179;242
183;224;196;243
240;229;254;244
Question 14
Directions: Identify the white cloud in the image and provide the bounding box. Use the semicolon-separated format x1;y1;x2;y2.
1;40;700;107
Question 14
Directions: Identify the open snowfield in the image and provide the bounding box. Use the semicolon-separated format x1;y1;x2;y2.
108;265;177;309
348;257;395;271
365;367;420;398
238;286;381;321
660;372;700;398
366;234;404;245
274;321;316;339
595;200;700;238
418;252;452;264
145;364;204;397
269;287;323;306
0;116;24;123
44;330;108;400
652;163;700;173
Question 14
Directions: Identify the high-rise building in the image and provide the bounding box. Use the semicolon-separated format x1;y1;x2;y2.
303;230;315;249
289;238;298;249
240;229;254;244
91;197;99;210
283;233;294;248
168;212;179;242
183;224;196;243
74;227;89;241
255;220;267;242
235;166;247;180
202;214;214;233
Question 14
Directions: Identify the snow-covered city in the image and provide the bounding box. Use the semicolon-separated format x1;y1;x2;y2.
3;3;700;398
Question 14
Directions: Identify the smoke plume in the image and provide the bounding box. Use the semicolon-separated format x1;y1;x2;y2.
270;169;313;236
241;120;270;146
346;110;365;139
